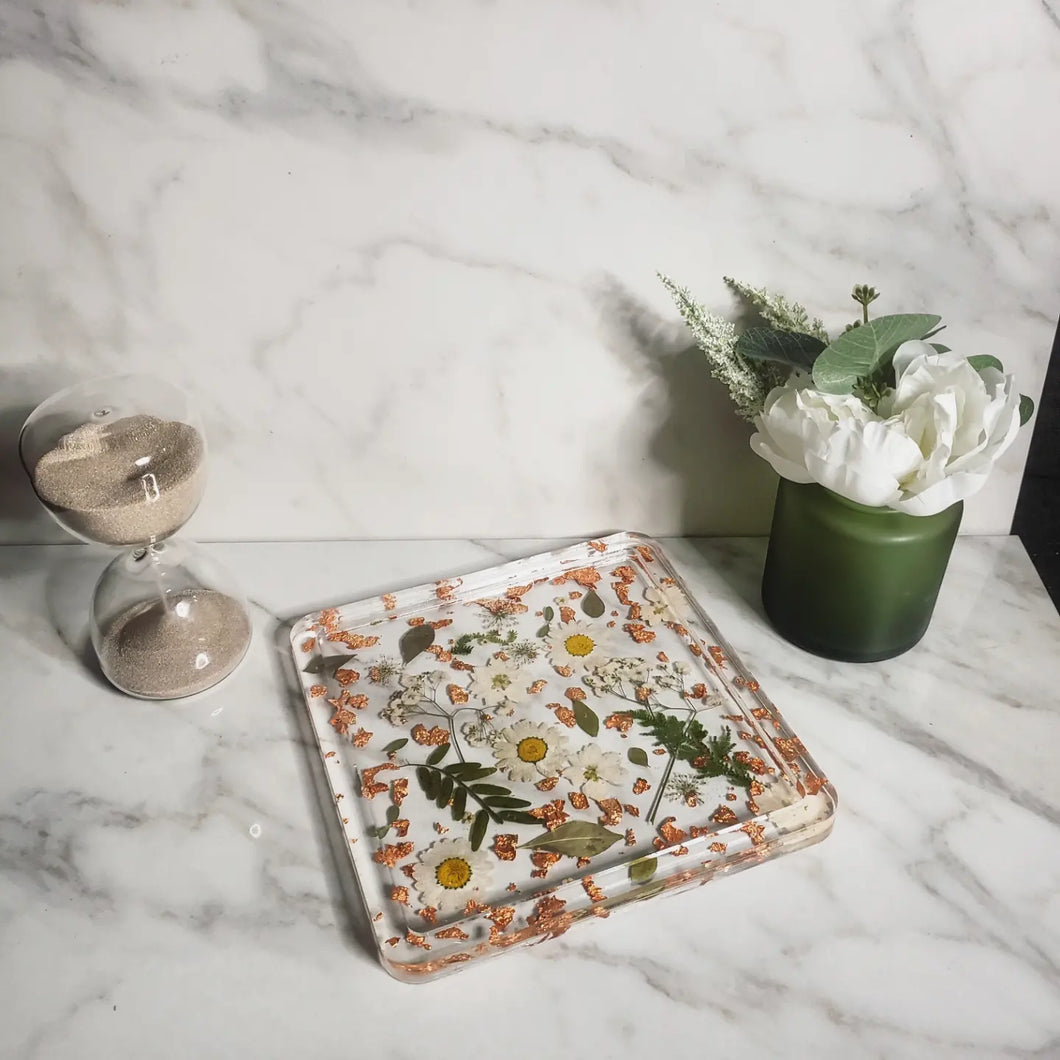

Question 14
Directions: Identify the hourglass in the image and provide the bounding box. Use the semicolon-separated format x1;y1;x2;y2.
19;374;252;699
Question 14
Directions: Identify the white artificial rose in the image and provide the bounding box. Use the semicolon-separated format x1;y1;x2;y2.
749;340;1024;516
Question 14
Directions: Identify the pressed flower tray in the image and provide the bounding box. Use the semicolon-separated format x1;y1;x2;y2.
290;533;836;982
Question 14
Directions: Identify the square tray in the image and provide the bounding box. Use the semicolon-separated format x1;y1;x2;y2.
290;533;836;982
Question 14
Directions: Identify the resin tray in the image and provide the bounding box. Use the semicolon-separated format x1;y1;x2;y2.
290;534;836;982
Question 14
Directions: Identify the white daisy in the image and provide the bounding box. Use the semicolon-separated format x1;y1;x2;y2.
492;720;569;783
564;745;627;800
468;657;528;712
643;584;695;626
411;838;494;914
549;621;613;672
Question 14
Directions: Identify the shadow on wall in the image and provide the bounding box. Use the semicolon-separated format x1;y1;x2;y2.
0;364;79;543
594;276;779;536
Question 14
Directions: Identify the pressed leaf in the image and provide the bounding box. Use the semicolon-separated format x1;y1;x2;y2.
450;786;467;820
501;810;542;826
573;700;600;738
469;809;490;851
302;653;355;675
812;314;941;394
381;738;408;755
536;624;551;639
1019;394;1035;426
426;743;450;766
967;354;1003;373
629;856;658;884
447;764;496;781
385;805;400;824
483;795;532;810
436;775;454;809
581;590;606;618
399;624;435;664
416;766;437;800
735;327;824;372
520;820;624;859
543;606;555;622
930;344;951;354
627;747;649;768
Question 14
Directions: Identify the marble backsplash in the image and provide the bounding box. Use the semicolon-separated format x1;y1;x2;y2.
1;1;1058;541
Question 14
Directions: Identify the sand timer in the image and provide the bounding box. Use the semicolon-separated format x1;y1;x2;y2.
19;374;252;699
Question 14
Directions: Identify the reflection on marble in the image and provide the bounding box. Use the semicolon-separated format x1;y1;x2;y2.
0;537;1058;1058
1;3;1058;542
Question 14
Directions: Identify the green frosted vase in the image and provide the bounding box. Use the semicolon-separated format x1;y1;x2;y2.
761;479;963;662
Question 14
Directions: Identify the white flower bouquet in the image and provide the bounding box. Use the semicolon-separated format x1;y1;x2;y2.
660;277;1035;516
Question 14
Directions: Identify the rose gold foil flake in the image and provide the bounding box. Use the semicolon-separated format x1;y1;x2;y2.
625;828;636;846
435;580;459;601
669;623;689;638
568;590;583;600
710;805;738;825
551;567;601;589
506;583;534;599
627;603;643;621
751;706;771;719
335;668;360;687
463;899;485;916
613;583;632;606
750;779;765;797
732;751;768;775
634;685;652;704
407;617;425;627
492;834;518;861
405;930;431;951
596;798;622;826
553;662;574;678
658;817;688;846
373;911;383;922
559;606;576;624
352;729;373;747
430;618;453;630
582;876;606;903
555;707;577;728
401;864;416;880
589;540;607;552
381;593;397;610
624;804;640;817
535;776;560;791
738;731;755;742
689;683;708;700
635;544;656;563
446;684;469;705
324;751;336;759
607;621;616;628
450;660;475;672
390;886;409;905
530;799;569;831
774;737;805;762
385;937;399;947
709;841;727;854
613;565;636;584
475;597;528;616
329;708;356;735
690;643;703;657
426;646;453;662
393;819;410;837
373;842;414;867
326;631;380;650
309;684;327;698
492;650;510;662
530;851;561;877
632;778;650;795
741;822;766;846
317;608;340;631
656;651;669;663
689;825;713;839
653;838;665;851
564;687;586;702
432;822;448;835
804;774;827;795
530;894;567;924
486;906;515;931
604;712;633;733
623;623;656;644
721;714;743;723
746;798;760;814
671;845;689;856
653;748;667;756
506;883;517;892
411;724;450;746
392;778;408;806
360;762;398;800
568;791;589;810
707;645;727;667
725;792;737;802
300;637;316;653
435;926;469;941
526;679;547;695
418;906;438;925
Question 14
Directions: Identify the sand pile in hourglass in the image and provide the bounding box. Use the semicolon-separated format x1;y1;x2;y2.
32;414;250;698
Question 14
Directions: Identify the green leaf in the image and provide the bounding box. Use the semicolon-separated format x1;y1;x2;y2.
629;857;658;884
399;624;435;664
812;314;941;394
536;624;551;639
302;653;355;675
967;354;1003;373
735;327;824;372
470;783;511;798
469;809;489;851
1019;394;1035;426
500;810;542;826
930;343;951;354
543;606;554;622
483;795;532;810
381;738;408;755
573;701;600;738
627;747;649;768
450;786;467;820
436;774;454;809
426;743;450;766
581;590;606;618
445;763;496;781
520;820;624;859
385;805;400;824
416;766;437;800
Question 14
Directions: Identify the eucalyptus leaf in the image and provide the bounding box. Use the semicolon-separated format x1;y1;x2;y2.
967;354;1004;373
543;606;555;622
628;856;658;884
399;624;435;664
382;738;408;755
385;805;400;824
735;327;824;372
581;590;606;618
520;820;624;859
627;747;649;768
469;809;489;852
930;344;951;354
426;743;450;766
573;700;600;738
302;653;355;676
1019;394;1035;426
812;314;941;394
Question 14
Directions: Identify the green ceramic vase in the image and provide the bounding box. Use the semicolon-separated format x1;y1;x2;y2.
761;479;963;662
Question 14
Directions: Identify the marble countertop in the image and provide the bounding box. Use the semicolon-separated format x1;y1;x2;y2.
2;537;1058;1059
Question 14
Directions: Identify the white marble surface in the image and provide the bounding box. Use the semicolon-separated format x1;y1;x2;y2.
2;2;1059;542
1;536;1058;1058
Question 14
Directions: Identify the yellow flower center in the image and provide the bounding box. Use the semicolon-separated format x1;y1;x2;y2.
517;736;548;763
435;856;472;890
564;633;595;658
